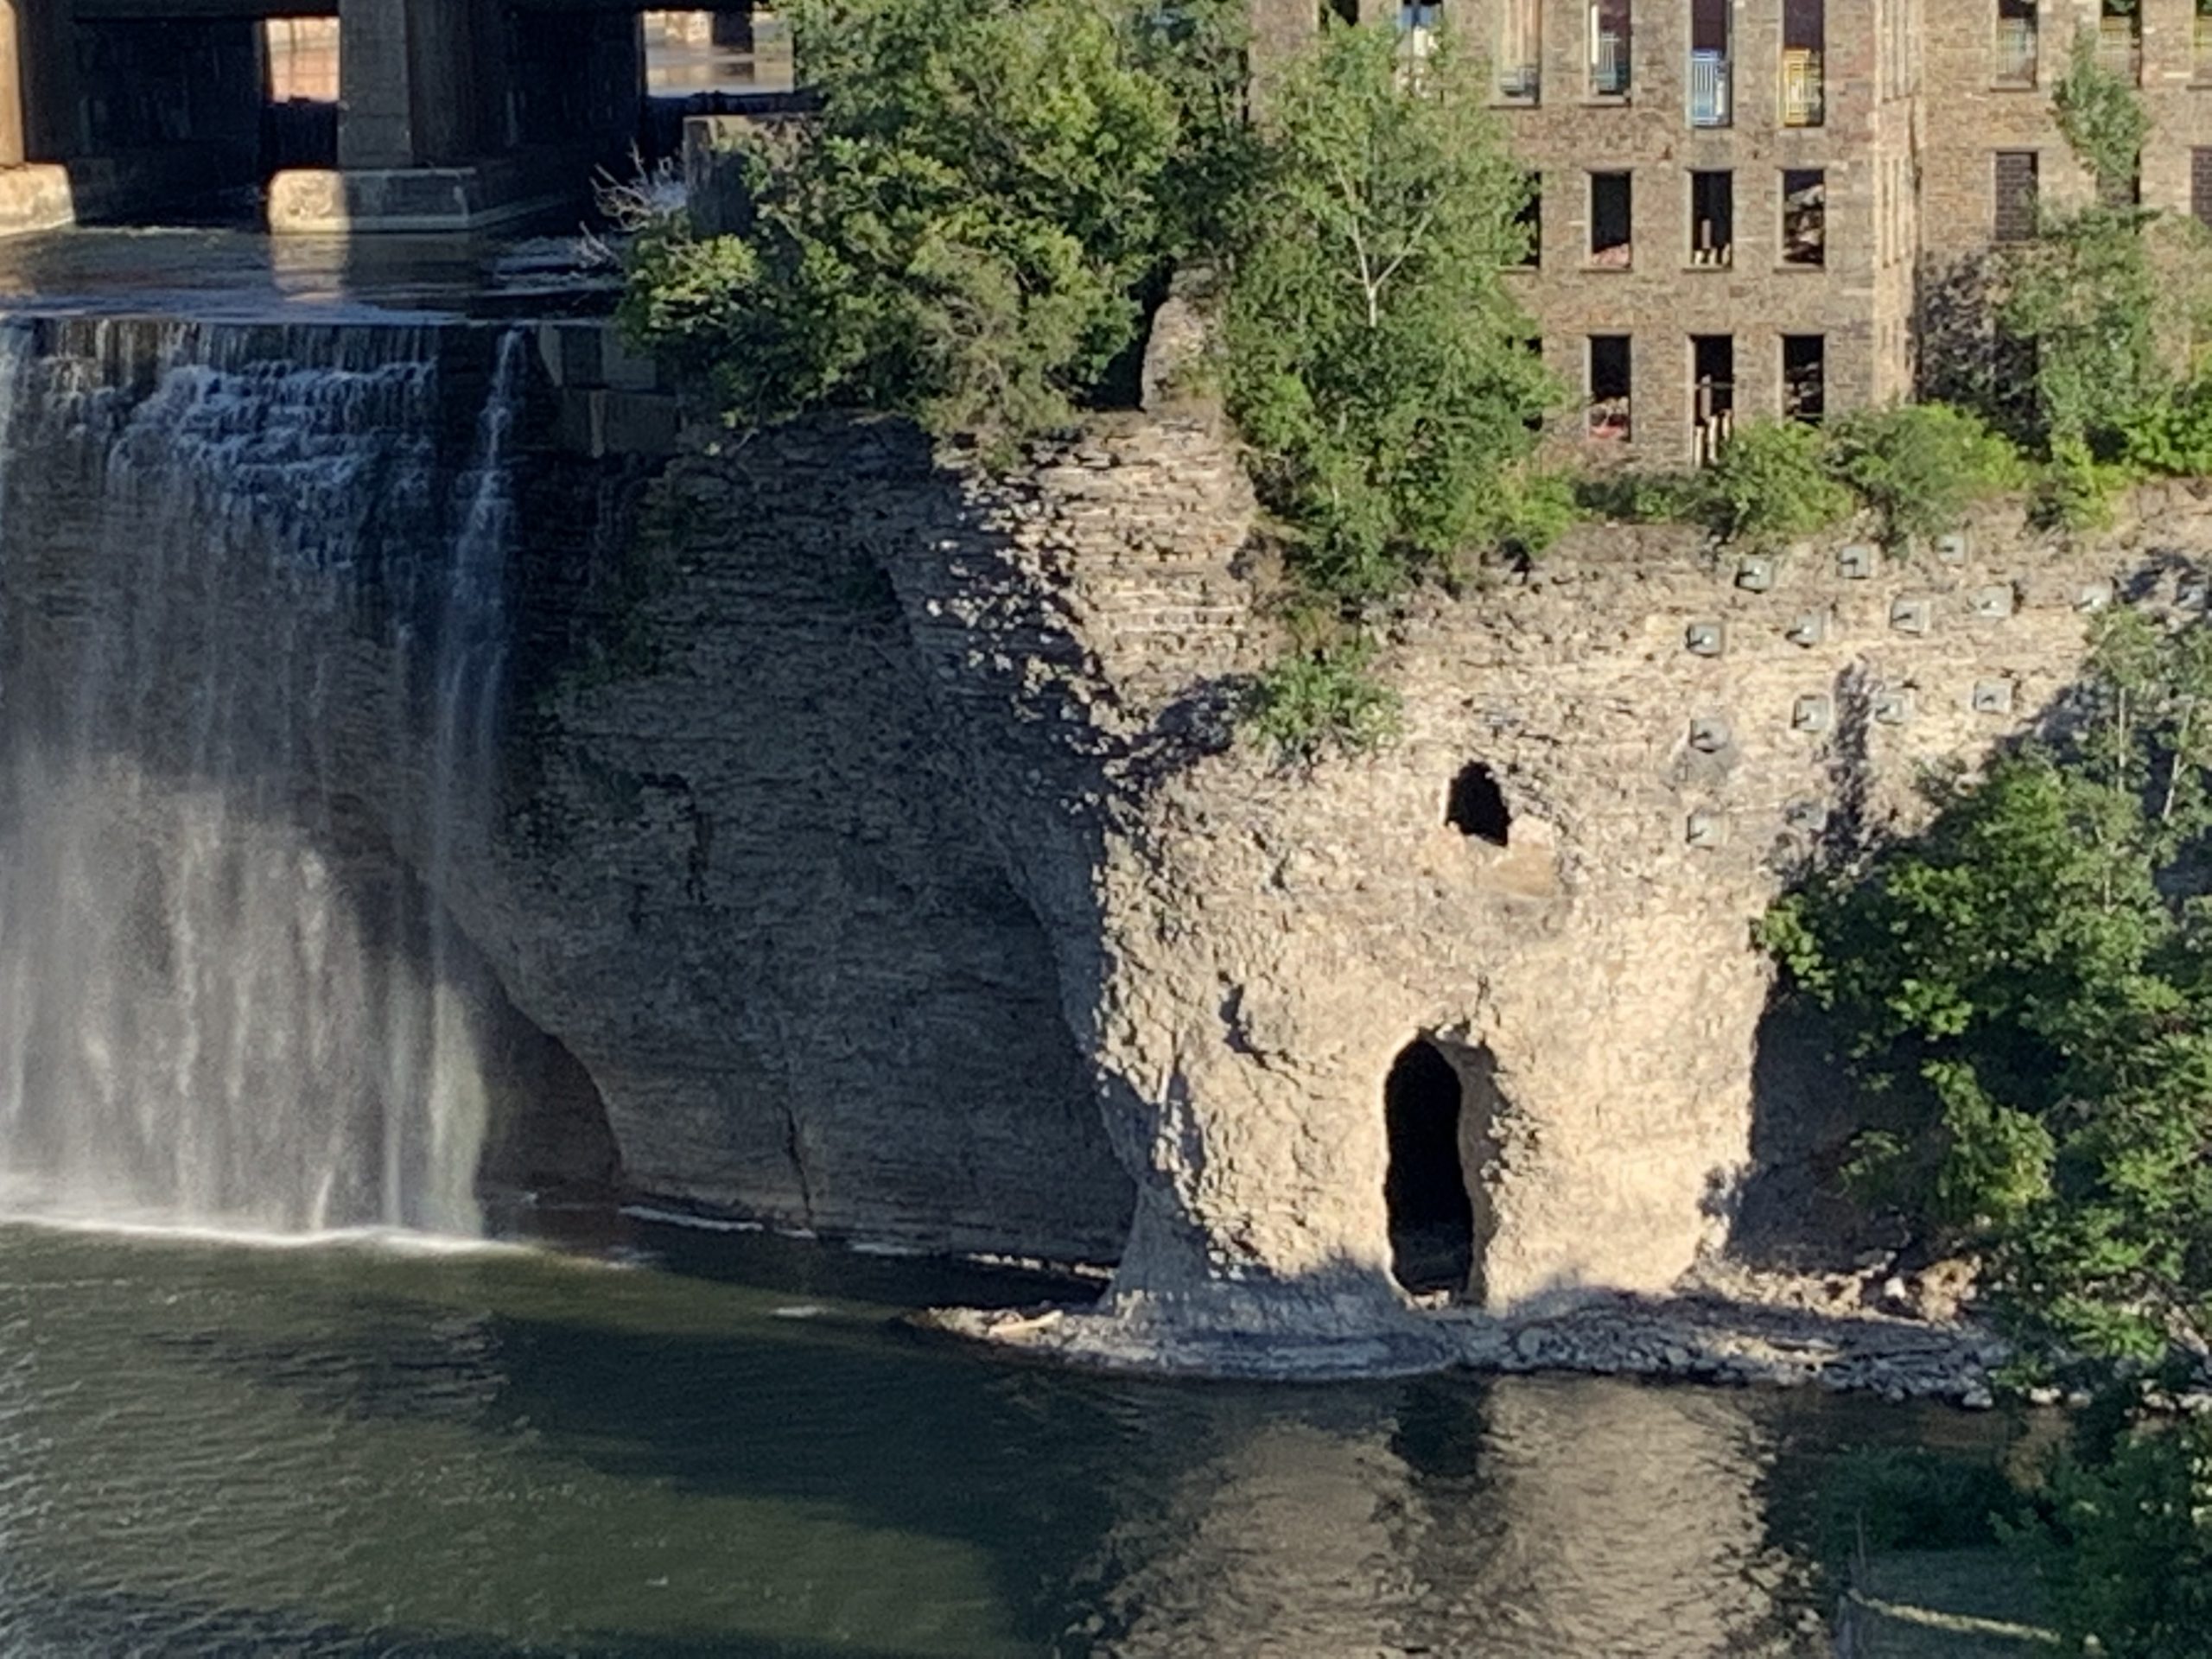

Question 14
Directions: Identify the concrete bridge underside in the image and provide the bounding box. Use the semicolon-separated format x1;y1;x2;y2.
0;0;755;234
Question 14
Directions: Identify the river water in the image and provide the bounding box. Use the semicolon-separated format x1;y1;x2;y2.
0;1215;2008;1659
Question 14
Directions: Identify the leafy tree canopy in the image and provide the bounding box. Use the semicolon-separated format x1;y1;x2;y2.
1762;613;2212;1377
617;0;1247;452
1222;21;1560;607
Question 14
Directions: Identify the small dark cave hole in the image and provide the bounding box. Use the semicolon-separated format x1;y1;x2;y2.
1446;763;1511;846
1384;1038;1475;1295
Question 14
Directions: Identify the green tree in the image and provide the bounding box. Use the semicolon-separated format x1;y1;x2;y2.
1760;613;2212;1368
1223;21;1559;607
1692;418;1853;550
1828;403;2025;546
1994;34;2212;463
615;0;1245;452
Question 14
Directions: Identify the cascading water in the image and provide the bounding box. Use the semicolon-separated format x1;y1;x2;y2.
0;316;529;1236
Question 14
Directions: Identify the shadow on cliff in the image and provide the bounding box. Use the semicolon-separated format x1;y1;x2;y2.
1724;657;2122;1274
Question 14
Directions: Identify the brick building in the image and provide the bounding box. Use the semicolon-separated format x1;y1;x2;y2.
1255;0;2212;467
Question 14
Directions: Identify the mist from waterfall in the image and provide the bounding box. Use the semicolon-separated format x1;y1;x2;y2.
0;318;527;1236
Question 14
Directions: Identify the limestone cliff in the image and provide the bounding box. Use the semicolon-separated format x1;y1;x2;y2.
523;347;2212;1367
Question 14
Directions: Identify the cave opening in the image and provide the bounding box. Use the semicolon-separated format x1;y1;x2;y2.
1384;1038;1476;1295
1446;763;1511;846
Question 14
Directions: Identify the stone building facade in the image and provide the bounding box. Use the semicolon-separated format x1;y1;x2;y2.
1259;0;2212;468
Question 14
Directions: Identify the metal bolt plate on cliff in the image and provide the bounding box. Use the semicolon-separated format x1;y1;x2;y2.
1689;715;1731;753
1972;679;2017;715
1786;610;1830;647
1838;543;1878;580
1970;584;2016;620
1686;810;1726;849
1785;798;1830;832
1934;531;1970;564
1873;690;1914;726
1889;596;1933;635
1791;694;1834;734
1735;556;1777;593
2075;582;2114;613
1686;621;1725;657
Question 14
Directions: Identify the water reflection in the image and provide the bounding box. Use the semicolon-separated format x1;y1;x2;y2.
0;1220;1965;1656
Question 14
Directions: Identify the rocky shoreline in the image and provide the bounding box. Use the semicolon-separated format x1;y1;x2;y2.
925;1263;2011;1403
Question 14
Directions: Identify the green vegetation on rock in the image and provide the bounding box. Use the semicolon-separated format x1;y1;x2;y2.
1763;613;2212;1656
1221;22;1556;607
615;0;1245;454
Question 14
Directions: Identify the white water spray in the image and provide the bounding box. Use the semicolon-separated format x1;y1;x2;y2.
0;319;528;1236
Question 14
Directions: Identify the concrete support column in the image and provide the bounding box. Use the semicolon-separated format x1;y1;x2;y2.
339;0;499;168
1;0;83;164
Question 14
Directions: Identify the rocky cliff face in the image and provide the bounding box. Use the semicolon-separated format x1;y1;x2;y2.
656;345;2212;1366
15;308;2205;1368
493;320;2212;1364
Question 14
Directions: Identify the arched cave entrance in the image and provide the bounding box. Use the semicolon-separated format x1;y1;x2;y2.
1446;763;1511;847
1384;1038;1477;1295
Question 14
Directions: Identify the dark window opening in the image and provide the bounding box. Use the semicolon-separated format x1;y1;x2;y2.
1330;0;1359;25
1783;334;1826;423
1782;168;1826;266
1385;1039;1474;1295
1692;334;1735;467
2194;149;2212;232
1690;170;1733;267
1590;170;1632;266
1446;762;1511;844
1590;0;1631;95
2099;0;2141;85
1589;334;1631;441
1996;0;2038;86
1689;0;1731;126
1994;150;2039;243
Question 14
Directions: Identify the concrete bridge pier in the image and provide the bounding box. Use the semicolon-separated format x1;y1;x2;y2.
0;0;85;233
270;0;643;233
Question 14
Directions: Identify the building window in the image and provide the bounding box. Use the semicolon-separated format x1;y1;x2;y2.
1781;0;1824;127
1994;0;2037;86
1688;0;1732;127
1783;335;1827;423
1515;173;1542;266
1994;150;2039;243
2098;0;2141;86
1589;171;1632;265
1499;0;1541;100
1690;171;1733;267
1589;0;1630;96
1782;168;1826;266
2194;149;2212;232
1691;335;1735;467
1588;335;1632;441
1397;2;1441;73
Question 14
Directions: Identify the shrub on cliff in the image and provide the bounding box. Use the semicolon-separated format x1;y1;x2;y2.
1242;637;1402;760
1760;611;2212;1374
614;0;1247;452
1690;419;1853;550
1223;21;1559;607
1829;404;2025;547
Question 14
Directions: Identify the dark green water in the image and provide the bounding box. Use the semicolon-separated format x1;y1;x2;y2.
0;1217;1999;1657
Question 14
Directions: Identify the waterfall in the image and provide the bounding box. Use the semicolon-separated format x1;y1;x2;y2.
0;317;528;1236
